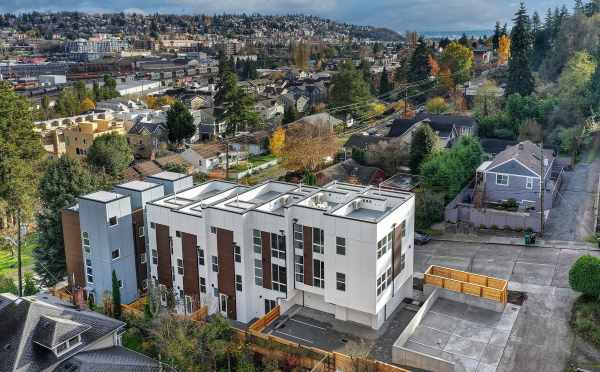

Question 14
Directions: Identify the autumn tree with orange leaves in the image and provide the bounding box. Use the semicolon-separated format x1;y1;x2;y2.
428;55;440;76
498;35;511;65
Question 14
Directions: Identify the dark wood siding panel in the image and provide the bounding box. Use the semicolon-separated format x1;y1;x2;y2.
132;209;146;291
217;228;236;320
393;225;403;278
155;224;172;288
61;209;85;288
261;231;272;289
303;226;313;286
181;232;200;310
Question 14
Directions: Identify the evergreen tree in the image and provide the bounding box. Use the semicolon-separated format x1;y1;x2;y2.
112;270;122;319
283;105;298;124
34;156;96;286
410;124;440;173
166;100;196;145
492;21;502;50
501;23;508;36
329;61;373;117
408;37;432;83
506;2;535;97
379;68;393;95
586;45;600;113
458;33;469;47
532;11;541;33
574;0;584;14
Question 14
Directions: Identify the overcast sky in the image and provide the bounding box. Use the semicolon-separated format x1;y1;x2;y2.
0;0;573;32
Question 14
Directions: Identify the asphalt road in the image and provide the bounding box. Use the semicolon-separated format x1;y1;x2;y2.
415;240;600;372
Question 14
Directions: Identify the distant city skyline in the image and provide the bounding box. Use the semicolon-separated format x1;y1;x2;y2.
0;0;574;32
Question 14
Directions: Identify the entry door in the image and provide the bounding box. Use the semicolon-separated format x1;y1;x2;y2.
219;293;228;316
264;299;276;314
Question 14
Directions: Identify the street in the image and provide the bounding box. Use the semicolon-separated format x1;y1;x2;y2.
415;239;600;372
545;154;600;241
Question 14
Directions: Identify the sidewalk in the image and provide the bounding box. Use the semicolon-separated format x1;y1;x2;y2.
432;233;600;251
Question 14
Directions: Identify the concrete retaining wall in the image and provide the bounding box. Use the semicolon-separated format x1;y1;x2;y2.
392;289;455;372
424;284;505;313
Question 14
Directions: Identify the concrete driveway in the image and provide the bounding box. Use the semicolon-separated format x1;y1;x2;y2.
545;156;600;241
415;240;600;372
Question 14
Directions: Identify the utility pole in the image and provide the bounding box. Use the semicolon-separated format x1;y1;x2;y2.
539;142;545;236
404;88;408;118
17;208;22;297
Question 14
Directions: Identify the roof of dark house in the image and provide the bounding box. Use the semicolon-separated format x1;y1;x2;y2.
480;138;518;155
388;117;418;137
388;113;477;139
0;293;125;372
316;159;384;186
343;134;389;149
55;346;160;372
380;173;422;191
127;122;165;136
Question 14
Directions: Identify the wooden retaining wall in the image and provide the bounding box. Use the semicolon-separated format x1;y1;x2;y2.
423;265;508;304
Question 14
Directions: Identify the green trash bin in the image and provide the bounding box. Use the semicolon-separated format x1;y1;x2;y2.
524;233;531;245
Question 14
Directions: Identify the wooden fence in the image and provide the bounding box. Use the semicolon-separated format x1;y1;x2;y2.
248;305;280;333
423;265;508;304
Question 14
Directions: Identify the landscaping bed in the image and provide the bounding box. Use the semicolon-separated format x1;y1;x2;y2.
571;295;600;349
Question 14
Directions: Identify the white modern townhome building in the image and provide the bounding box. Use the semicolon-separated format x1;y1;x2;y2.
145;178;415;330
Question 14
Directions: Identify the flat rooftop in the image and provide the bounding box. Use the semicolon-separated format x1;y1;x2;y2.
80;191;124;203
115;180;160;192
146;171;189;182
150;180;413;222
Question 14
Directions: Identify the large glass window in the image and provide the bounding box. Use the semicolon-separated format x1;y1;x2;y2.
293;223;303;250
336;272;346;291
253;229;262;254
376;265;392;296
271;234;286;260
254;259;263;286
295;255;304;282
336;237;346;255
313;228;324;254
211;256;219;272
272;264;287;293
82;232;90;254
313;259;324;288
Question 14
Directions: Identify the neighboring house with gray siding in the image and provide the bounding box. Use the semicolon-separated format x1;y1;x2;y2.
477;141;558;210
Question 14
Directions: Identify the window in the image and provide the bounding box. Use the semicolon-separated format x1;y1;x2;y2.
213;287;219;297
200;277;206;293
293;223;304;250
376;265;392;296
272;264;287;293
526;177;533;189
138;226;144;237
233;244;241;263
176;230;181;238
496;174;509;186
336;272;346;291
55;342;68;356
295;255;304;282
85;259;94;284
254;259;263;286
313;228;324;254
111;249;120;260
140;253;147;264
109;216;118;226
377;233;392;259
82;232;90;254
198;247;205;266
211;256;219;272
400;253;406;272
177;258;184;275
185;296;193;314
271;234;286;260
336;237;346;255
210;226;217;234
151;249;158;265
235;275;243;291
313;259;324;288
400;221;406;238
253;229;262;254
150;222;156;229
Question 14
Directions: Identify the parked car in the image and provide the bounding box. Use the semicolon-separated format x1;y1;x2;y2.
415;232;431;245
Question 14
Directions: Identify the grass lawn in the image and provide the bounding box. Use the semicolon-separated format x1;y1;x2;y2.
243;163;288;185
0;233;37;279
229;154;278;173
571;295;600;348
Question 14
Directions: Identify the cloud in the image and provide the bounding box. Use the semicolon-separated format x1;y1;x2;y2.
0;0;568;32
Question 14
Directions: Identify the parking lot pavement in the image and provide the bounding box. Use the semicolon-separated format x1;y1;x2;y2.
415;240;600;372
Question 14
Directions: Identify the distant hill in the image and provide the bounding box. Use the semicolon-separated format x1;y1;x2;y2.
350;27;404;41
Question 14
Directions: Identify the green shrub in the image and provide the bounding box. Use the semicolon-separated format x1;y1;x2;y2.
569;255;600;298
